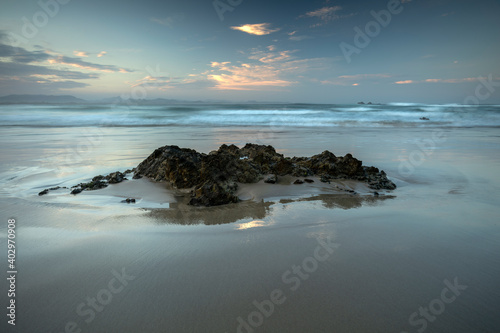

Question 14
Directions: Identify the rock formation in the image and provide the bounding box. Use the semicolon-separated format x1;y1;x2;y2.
133;143;396;206
42;144;396;206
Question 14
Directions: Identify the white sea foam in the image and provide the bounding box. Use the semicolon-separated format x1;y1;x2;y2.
0;103;499;128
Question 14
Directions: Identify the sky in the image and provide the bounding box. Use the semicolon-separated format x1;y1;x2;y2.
1;0;499;103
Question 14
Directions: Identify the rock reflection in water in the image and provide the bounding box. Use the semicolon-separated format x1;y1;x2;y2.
146;194;395;225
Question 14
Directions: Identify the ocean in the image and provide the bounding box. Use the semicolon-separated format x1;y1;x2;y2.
1;103;500;128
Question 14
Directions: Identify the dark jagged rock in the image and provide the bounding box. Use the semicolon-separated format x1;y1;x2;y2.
74;175;109;192
63;173;115;195
291;165;312;177
71;188;82;195
189;181;239;206
320;175;331;183
38;189;49;196
131;143;396;206
55;144;396;204
135;146;203;186
38;186;67;196
106;172;126;184
264;175;277;184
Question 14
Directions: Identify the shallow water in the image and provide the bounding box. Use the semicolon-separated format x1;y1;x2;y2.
1;124;500;332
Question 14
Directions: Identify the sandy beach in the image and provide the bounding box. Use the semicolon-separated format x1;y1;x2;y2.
1;122;500;332
2;0;499;330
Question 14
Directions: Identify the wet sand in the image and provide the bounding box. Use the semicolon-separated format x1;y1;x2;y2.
1;126;500;332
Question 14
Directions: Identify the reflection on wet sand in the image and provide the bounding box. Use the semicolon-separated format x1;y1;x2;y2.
145;199;273;225
287;193;395;210
146;194;395;225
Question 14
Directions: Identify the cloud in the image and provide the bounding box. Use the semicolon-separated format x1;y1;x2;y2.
395;80;414;84
230;23;280;36
322;74;392;86
301;6;352;26
0;42;99;80
338;74;391;80
49;55;133;73
286;30;310;41
73;51;89;57
425;78;479;83
0;76;90;92
289;35;310;41
248;47;297;63
304;6;342;20
206;46;332;90
208;61;293;90
150;14;184;28
128;75;213;91
0;30;132;93
0;44;51;63
0;60;93;93
0;61;99;80
394;77;491;84
129;75;178;89
97;51;107;58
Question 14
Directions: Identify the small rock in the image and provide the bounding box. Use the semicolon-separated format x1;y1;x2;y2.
133;173;142;179
49;186;60;191
125;198;136;203
38;189;49;196
293;179;304;184
264;175;277;184
420;117;430;121
320;175;331;184
71;188;82;195
374;191;379;196
107;171;125;184
304;179;314;183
